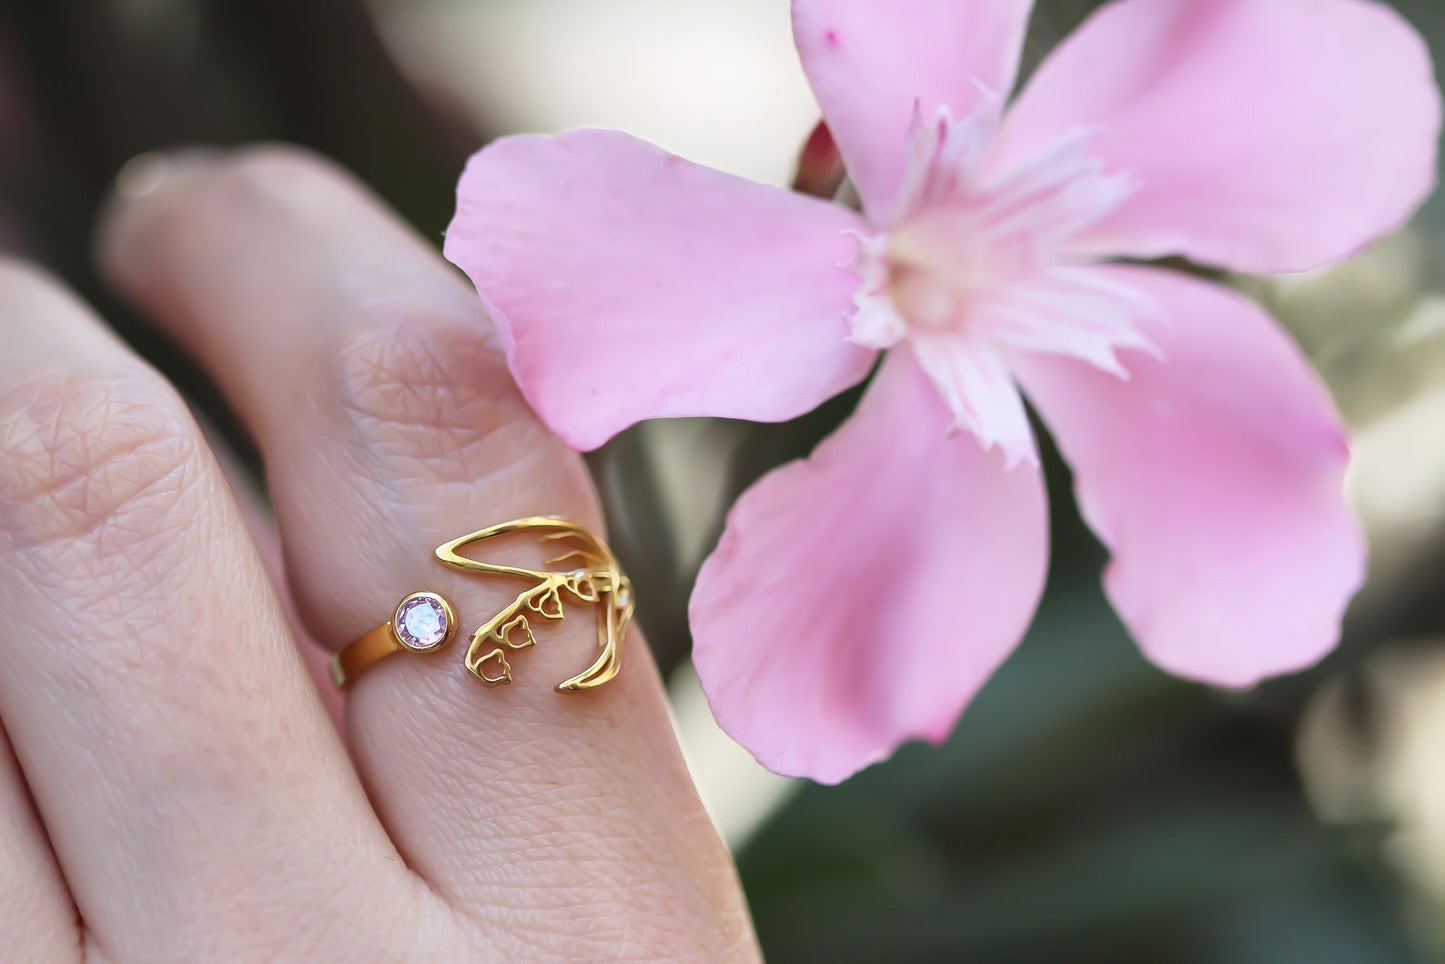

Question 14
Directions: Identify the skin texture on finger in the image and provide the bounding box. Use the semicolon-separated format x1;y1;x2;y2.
209;423;345;731
99;148;761;961
0;729;80;964
0;262;461;962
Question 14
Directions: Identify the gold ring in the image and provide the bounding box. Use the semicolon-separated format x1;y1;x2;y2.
330;517;633;693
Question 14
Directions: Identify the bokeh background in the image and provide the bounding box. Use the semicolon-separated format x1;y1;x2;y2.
3;0;1445;960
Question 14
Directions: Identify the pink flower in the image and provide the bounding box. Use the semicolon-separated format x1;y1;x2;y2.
444;0;1441;782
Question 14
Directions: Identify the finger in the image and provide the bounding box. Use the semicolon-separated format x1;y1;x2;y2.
100;148;758;959
209;426;345;730
0;262;453;960
0;728;78;964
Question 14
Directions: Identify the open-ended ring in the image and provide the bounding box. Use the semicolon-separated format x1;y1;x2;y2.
329;517;633;693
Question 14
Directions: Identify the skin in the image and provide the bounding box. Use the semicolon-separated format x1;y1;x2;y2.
0;146;761;963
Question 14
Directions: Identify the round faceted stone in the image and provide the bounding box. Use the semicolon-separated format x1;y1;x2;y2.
394;593;451;651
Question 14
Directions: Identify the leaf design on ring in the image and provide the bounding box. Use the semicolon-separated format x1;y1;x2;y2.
497;614;536;651
530;586;564;620
434;517;633;692
473;648;512;686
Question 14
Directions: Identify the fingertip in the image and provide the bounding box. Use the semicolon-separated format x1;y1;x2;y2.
96;148;218;296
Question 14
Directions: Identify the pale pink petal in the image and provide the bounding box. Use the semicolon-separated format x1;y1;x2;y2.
984;265;1162;377
1012;266;1365;687
909;335;1037;468
691;350;1048;783
841;232;907;349
993;0;1441;274
444;130;875;450
792;0;1035;223
891;98;1002;221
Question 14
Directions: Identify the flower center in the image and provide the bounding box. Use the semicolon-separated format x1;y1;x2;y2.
885;202;1029;335
842;101;1156;465
888;262;963;333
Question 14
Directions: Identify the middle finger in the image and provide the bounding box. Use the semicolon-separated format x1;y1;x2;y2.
100;148;752;956
0;262;445;960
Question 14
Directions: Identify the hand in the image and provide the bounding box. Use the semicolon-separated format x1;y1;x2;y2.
0;147;760;962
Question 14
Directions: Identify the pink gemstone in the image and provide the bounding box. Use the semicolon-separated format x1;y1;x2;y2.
396;595;449;651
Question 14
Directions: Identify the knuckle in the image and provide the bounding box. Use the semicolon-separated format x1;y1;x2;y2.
0;368;204;565
0;371;223;740
325;309;534;472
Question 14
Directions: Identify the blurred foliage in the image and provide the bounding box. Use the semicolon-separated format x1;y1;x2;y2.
1;0;1443;961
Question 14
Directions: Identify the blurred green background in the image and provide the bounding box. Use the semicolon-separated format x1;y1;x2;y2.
2;0;1444;960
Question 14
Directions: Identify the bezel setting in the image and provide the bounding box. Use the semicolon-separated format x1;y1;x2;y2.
391;591;456;653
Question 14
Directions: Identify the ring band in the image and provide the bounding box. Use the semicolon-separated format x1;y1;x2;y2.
330;517;632;693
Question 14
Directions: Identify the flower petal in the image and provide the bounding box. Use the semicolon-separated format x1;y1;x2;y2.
993;0;1441;274
691;349;1048;783
1012;266;1365;687
792;0;1035;223
909;335;1037;468
444;130;875;450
